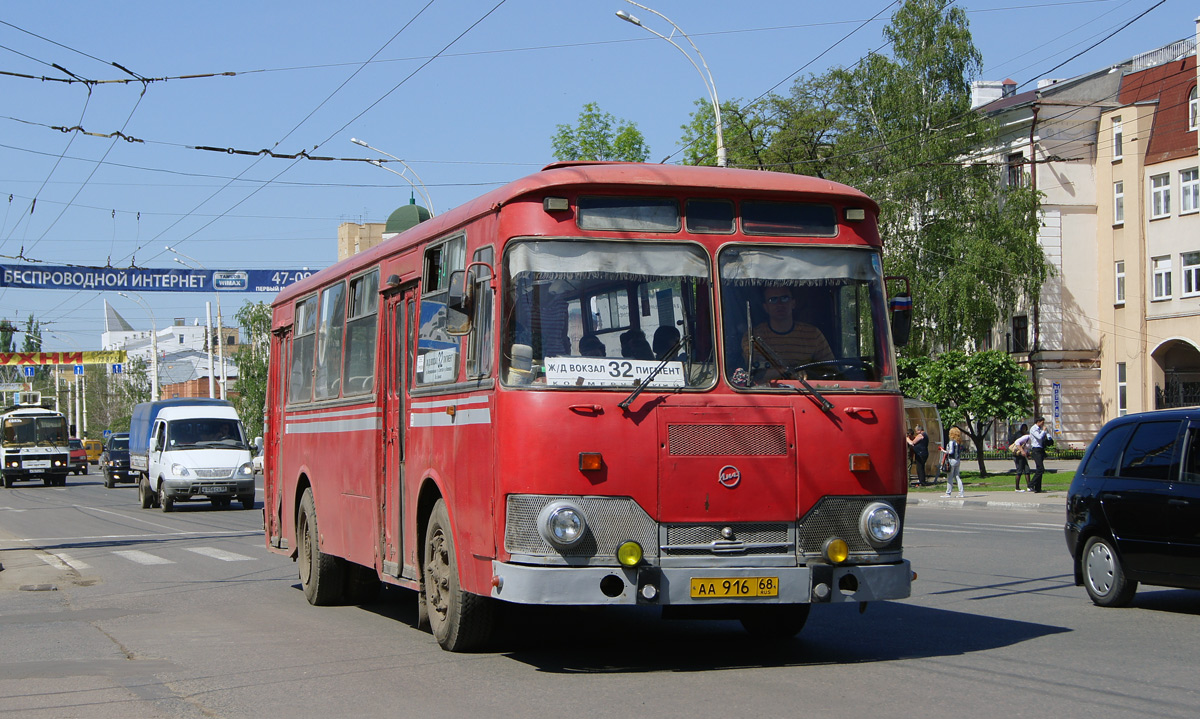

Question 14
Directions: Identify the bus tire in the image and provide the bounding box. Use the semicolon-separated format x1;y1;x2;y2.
423;499;495;652
297;488;344;606
739;604;811;640
1;473;10;488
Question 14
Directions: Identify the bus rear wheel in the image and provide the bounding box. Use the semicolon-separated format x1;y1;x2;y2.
297;488;344;605
423;499;495;652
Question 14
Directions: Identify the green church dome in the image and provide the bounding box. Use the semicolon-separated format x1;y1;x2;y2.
385;199;432;234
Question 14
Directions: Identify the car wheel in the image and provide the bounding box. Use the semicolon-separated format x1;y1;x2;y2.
1082;536;1138;607
104;473;114;489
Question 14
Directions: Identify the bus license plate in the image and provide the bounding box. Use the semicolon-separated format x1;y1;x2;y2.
25;460;50;469
690;577;779;598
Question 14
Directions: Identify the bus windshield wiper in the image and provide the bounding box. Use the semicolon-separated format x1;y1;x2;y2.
751;336;835;414
618;331;687;411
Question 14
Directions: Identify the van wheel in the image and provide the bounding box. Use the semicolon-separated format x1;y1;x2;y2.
423;499;495;651
160;488;174;513
297;488;344;605
1082;536;1137;607
239;495;255;510
138;479;152;508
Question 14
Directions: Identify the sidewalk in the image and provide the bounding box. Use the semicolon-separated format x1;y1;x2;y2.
906;457;1076;514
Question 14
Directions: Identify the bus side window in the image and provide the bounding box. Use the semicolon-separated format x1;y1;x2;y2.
289;295;318;404
343;269;380;395
417;235;466;385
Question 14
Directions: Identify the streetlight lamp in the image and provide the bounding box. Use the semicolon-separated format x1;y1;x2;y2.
616;2;726;167
165;246;224;399
350;138;437;215
117;292;159;400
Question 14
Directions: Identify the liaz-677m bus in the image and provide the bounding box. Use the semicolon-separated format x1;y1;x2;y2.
2;392;71;488
264;162;915;651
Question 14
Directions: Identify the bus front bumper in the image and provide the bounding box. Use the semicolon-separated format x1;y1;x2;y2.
489;559;912;606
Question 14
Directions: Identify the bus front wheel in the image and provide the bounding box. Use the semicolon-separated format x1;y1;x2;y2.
423;499;495;652
297;488;344;606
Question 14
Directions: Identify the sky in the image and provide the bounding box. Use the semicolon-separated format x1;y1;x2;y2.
1;0;1195;352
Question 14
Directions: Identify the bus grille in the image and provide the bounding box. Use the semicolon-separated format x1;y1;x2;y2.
667;424;788;456
505;495;658;563
797;496;905;556
662;523;791;556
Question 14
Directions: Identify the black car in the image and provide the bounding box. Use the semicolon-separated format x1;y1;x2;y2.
100;432;133;489
1065;408;1200;606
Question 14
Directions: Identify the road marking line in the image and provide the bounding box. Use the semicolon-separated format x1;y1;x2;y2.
0;506;27;512
185;547;256;562
905;527;978;534
5;530;250;544
113;550;176;565
964;522;1057;532
74;505;184;532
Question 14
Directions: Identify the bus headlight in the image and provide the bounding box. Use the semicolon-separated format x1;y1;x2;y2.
860;502;900;547
537;501;587;547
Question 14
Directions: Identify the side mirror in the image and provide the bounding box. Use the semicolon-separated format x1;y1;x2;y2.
254;436;264;453
444;269;473;336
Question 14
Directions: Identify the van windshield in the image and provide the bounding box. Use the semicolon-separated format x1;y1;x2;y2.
165;419;247;450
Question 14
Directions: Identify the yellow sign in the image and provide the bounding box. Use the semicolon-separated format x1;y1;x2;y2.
0;351;128;366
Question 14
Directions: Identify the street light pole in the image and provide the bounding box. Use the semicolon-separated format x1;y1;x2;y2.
616;2;726;167
118;292;158;400
166;247;225;400
350;138;436;214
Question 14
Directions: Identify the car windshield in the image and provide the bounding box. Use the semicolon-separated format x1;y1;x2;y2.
166;419;247;449
501;239;716;389
70;439;83;449
109;437;129;451
719;245;897;391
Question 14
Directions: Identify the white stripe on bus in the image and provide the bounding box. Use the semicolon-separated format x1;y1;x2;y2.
286;406;381;421
409;408;492;428
285;417;382;434
410;395;490;410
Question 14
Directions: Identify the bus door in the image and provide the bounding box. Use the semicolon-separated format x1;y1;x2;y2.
266;328;290;550
381;284;416;579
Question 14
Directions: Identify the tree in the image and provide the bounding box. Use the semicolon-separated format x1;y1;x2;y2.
231;301;271;441
905;349;1033;475
552;103;650;162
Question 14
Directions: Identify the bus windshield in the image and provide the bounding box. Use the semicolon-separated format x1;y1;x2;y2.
502;239;716;389
2;416;69;446
719;245;897;391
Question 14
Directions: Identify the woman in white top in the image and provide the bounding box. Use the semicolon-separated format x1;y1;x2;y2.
1009;423;1032;491
942;426;965;498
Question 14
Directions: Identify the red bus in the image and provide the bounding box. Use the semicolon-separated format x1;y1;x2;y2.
264;162;914;651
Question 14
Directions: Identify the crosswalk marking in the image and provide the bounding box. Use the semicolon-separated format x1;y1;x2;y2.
184;547;256;562
40;552;91;571
113;550;176;565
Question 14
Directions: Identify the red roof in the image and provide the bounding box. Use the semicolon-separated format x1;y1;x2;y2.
1119;55;1198;165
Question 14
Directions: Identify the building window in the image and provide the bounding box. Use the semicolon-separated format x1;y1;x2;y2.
1181;168;1199;215
1191;87;1198;131
1152;256;1172;300
1115;260;1125;305
1182;251;1200;297
1006;152;1024;188
1151;174;1171;218
1012;314;1029;353
1113;181;1124;224
1112;117;1123;161
1117;362;1127;417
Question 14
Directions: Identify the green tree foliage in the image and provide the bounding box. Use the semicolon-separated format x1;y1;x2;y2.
677;0;1049;354
231;301;271;441
905;349;1033;475
552;103;650;162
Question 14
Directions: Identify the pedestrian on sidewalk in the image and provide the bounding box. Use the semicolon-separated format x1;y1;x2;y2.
1009;423;1032;492
942;426;964;498
1028;416;1054;493
907;425;929;486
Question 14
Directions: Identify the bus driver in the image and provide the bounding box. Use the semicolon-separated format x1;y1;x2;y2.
742;285;833;381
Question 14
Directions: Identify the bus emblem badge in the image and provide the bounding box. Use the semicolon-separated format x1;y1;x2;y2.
717;465;741;488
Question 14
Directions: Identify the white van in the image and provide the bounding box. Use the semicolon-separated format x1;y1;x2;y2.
137;404;256;511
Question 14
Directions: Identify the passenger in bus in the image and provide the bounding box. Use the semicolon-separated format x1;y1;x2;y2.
619;329;654;360
743;286;833;380
652;325;682;361
578;334;606;358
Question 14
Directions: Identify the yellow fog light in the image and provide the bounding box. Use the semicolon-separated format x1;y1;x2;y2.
616;541;643;567
823;538;849;564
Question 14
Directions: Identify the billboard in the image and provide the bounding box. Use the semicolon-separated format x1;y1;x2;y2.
0;265;317;294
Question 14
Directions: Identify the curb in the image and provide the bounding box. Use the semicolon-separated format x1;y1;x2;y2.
907;495;1066;514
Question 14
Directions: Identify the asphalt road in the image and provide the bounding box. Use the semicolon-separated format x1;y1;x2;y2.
2;479;1199;719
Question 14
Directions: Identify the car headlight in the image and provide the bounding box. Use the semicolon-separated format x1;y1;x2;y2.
536;501;587;547
170;463;191;478
237;462;254;476
860;502;900;547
